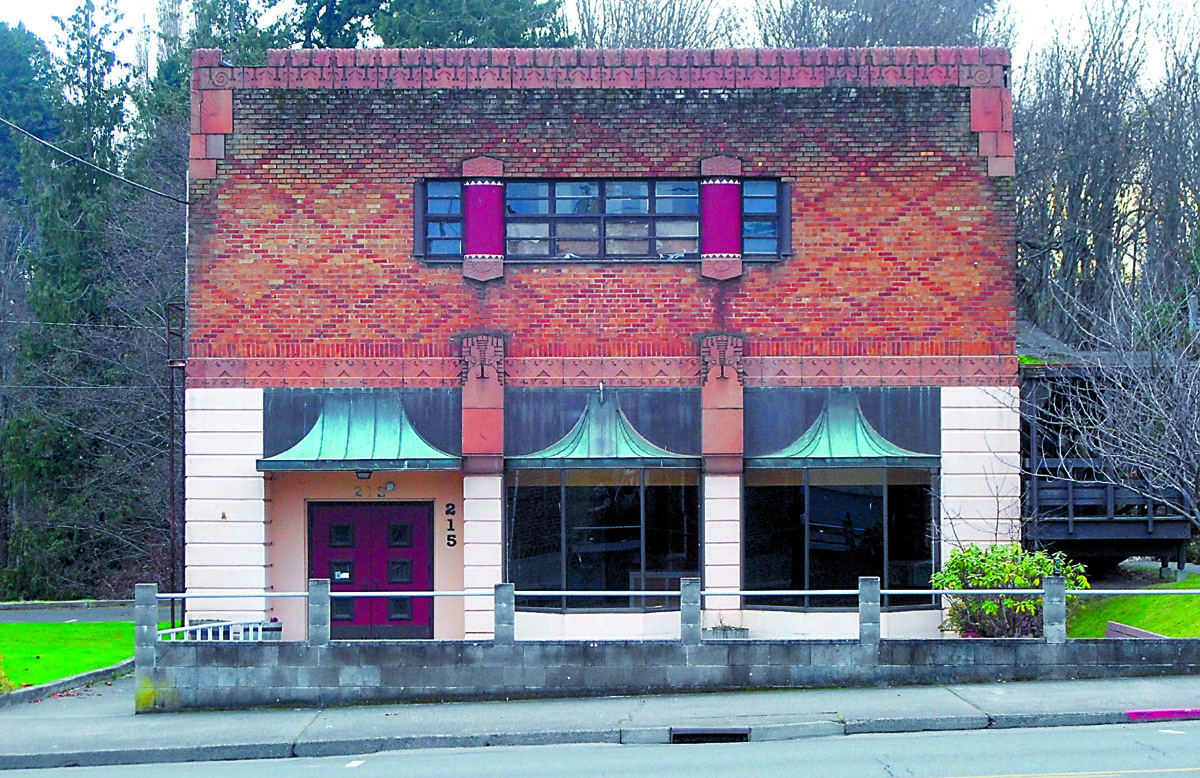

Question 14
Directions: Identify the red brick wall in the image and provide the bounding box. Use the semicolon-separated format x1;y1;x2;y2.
188;58;1015;372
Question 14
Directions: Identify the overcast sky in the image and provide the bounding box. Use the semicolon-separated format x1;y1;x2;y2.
0;0;1168;72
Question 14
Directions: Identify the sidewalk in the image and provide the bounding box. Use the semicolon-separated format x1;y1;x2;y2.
3;673;1200;770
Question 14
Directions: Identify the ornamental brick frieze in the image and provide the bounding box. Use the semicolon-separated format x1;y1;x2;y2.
741;355;1018;387
503;357;703;387
191;46;1013;178
184;357;461;388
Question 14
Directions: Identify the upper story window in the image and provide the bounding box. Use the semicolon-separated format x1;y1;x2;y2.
743;179;780;256
506;180;699;261
418;177;787;262
425;181;463;257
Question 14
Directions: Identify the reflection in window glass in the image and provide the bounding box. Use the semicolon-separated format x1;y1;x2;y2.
426;219;462;255
507;468;699;610
426;181;464;256
807;471;884;607
743;180;781;255
428;178;783;260
507;470;562;609
743;471;806;608
886;470;935;607
743;467;936;610
565;469;641;608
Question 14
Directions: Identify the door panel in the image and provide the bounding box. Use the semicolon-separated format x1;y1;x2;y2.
309;502;434;639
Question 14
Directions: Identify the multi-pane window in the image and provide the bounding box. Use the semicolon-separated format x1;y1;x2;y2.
506;180;700;260
742;179;781;256
425;181;463;256
507;468;700;610
743;468;936;609
421;178;786;260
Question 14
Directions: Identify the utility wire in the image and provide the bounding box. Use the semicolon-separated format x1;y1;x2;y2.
0;116;190;206
1;319;157;329
0;385;158;389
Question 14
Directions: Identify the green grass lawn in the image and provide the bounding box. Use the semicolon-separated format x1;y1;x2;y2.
0;622;135;689
1068;573;1200;638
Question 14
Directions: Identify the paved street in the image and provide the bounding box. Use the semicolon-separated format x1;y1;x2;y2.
4;722;1199;777
0;604;175;624
4;673;1200;770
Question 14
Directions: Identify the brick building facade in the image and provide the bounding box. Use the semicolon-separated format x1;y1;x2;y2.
185;46;1018;641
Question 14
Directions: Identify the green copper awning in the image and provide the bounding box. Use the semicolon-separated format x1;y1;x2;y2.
746;391;939;469
257;393;460;472
508;394;699;469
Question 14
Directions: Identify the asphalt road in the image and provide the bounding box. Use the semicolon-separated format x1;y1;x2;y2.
0;604;176;624
6;721;1199;777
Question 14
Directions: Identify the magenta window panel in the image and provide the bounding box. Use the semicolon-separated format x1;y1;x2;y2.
700;178;742;257
463;179;504;257
309;501;434;639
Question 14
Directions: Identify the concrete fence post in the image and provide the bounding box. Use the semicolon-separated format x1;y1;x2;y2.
308;578;330;647
681;577;702;645
858;576;881;646
494;583;515;645
134;583;159;672
1043;575;1066;644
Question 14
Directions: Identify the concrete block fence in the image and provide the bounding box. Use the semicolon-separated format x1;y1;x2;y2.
134;577;1200;713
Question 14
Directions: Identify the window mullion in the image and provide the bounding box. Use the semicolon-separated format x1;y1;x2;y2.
639;468;646;610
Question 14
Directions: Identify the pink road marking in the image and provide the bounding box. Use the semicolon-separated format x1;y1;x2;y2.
1127;709;1200;721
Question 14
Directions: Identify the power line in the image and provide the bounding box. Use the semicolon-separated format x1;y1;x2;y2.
0;385;158;390
0;116;190;206
0;319;158;329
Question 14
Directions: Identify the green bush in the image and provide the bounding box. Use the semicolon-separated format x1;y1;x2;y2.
930;544;1089;638
0;655;14;694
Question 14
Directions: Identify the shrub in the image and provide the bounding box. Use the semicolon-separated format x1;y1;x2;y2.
930;544;1089;638
0;656;13;694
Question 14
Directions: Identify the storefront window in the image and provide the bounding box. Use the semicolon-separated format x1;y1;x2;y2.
744;468;935;609
507;468;699;610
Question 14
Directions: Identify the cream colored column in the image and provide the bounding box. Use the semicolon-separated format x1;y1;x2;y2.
184;387;267;622
940;385;1022;563
462;474;504;638
703;475;742;618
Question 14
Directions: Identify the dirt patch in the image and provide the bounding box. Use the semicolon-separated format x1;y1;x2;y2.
1087;563;1160;590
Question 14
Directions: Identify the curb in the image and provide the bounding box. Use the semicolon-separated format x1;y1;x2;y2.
0;704;1192;770
0;600;132;612
0;659;134;710
845;714;989;734
0;744;291;771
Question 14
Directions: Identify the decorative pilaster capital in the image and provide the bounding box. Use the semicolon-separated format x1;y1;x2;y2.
459;334;506;388
700;334;745;385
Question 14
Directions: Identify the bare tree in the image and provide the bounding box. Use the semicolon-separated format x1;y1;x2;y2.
1032;274;1200;531
574;0;740;48
1139;9;1200;294
755;0;1012;48
1015;0;1148;341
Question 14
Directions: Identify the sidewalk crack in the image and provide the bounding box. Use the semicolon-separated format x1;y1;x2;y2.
941;685;996;728
291;710;323;757
616;697;648;733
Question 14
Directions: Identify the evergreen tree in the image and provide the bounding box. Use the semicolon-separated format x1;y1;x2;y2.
756;0;1011;48
372;0;571;47
0;24;60;202
0;0;133;599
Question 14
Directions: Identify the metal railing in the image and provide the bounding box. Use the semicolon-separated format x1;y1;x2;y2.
146;578;1200;644
158;620;277;642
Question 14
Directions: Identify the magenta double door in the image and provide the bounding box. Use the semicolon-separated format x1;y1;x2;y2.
309;502;434;639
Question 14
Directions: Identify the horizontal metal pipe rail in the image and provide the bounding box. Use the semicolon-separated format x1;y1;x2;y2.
160;587;1200;600
1073;589;1200;596
157;588;1075;600
157;592;309;599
